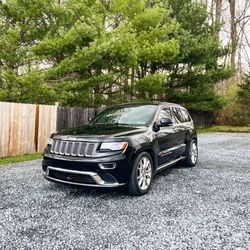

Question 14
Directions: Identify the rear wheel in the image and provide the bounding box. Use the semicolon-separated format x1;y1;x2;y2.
128;152;153;196
184;139;198;167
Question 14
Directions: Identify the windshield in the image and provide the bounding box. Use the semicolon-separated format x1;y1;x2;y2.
92;105;158;126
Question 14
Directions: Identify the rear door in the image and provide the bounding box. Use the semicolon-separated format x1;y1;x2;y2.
171;107;189;158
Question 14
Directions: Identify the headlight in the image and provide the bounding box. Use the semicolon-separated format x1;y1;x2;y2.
100;142;128;152
47;138;53;145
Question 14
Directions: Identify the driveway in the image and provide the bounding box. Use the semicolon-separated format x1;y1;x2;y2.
0;133;250;250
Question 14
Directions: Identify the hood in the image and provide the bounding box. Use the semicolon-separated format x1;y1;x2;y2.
53;124;148;138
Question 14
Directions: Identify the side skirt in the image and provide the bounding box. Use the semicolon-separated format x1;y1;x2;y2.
156;156;186;173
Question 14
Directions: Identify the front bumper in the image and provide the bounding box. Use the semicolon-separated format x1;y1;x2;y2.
42;153;133;188
43;166;125;188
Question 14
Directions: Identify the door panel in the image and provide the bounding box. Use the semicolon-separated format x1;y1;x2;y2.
157;126;178;165
155;107;179;166
170;124;186;158
171;108;188;157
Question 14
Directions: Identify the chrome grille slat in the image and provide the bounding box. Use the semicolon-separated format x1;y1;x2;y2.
55;141;61;154
66;142;73;155
60;141;67;155
70;142;75;155
51;140;56;153
50;140;95;157
77;142;83;156
78;142;87;156
86;143;95;157
64;141;69;155
72;142;79;156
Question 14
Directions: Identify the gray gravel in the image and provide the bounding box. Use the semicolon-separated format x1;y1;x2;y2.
0;133;250;250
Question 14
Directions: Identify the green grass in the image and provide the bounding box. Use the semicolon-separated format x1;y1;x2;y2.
0;153;41;165
197;125;250;134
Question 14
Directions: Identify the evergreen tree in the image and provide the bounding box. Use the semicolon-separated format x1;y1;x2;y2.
0;0;232;111
0;0;63;103
237;73;250;125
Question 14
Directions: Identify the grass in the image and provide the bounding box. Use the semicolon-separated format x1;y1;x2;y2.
197;125;250;134
0;153;41;165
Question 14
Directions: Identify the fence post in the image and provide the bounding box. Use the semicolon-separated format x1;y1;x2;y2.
34;105;40;152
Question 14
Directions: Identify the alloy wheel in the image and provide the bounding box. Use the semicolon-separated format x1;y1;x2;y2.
137;156;152;190
190;141;198;164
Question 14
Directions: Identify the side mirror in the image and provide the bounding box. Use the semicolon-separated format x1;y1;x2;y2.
158;118;173;127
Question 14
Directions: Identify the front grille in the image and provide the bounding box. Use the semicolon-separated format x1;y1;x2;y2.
51;140;95;157
49;169;96;184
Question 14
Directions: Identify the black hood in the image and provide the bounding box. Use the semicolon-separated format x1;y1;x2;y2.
54;124;148;138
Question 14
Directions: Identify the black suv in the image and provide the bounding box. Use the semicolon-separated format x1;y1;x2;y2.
42;103;198;195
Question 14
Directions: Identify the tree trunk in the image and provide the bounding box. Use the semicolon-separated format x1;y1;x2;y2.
229;0;237;68
215;0;222;41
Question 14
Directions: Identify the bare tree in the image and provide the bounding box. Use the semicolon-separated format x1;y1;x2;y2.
228;0;237;68
215;0;223;22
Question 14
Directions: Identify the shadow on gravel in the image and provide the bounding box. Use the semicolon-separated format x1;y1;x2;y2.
45;163;186;197
47;181;128;197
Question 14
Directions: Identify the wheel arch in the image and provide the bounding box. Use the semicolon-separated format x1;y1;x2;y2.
131;147;158;172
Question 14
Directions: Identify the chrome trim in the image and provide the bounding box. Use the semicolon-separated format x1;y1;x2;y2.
159;143;186;157
64;141;70;156
50;139;96;157
43;152;125;162
44;166;125;187
70;142;75;155
77;142;83;156
85;143;92;157
53;136;97;142
156;156;186;172
98;163;116;170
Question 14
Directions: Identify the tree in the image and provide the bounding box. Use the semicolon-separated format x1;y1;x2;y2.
237;73;250;125
229;0;236;68
163;0;232;111
35;0;181;106
0;0;232;111
0;0;62;103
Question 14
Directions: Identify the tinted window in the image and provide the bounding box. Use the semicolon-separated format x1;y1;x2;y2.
158;107;180;124
158;108;172;120
92;105;158;126
172;108;191;123
180;109;191;122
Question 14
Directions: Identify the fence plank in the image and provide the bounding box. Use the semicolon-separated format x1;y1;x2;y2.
0;102;36;157
37;104;57;153
2;103;11;157
56;107;93;131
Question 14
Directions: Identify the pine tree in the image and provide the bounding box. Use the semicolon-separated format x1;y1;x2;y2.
237;73;250;125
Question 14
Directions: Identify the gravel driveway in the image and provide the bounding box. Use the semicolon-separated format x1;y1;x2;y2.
0;133;250;250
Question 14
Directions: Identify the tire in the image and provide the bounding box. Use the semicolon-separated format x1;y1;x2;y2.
184;139;198;167
128;152;154;196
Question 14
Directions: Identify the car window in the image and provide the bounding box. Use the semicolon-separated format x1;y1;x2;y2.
180;109;191;122
158;108;172;120
92;105;158;126
157;107;178;125
172;108;185;123
172;108;191;123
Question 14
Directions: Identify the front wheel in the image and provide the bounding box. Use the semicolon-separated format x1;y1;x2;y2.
128;152;153;196
184;139;198;167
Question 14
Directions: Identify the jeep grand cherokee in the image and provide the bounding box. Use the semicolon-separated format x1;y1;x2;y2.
42;102;198;195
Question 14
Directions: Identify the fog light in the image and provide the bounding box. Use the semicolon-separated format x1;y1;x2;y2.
99;163;116;170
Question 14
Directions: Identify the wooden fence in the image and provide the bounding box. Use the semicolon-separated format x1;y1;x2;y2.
0;101;214;158
188;110;217;127
0;102;101;158
56;107;102;131
0;102;36;158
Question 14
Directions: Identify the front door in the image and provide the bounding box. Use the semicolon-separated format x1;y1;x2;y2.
156;107;179;166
